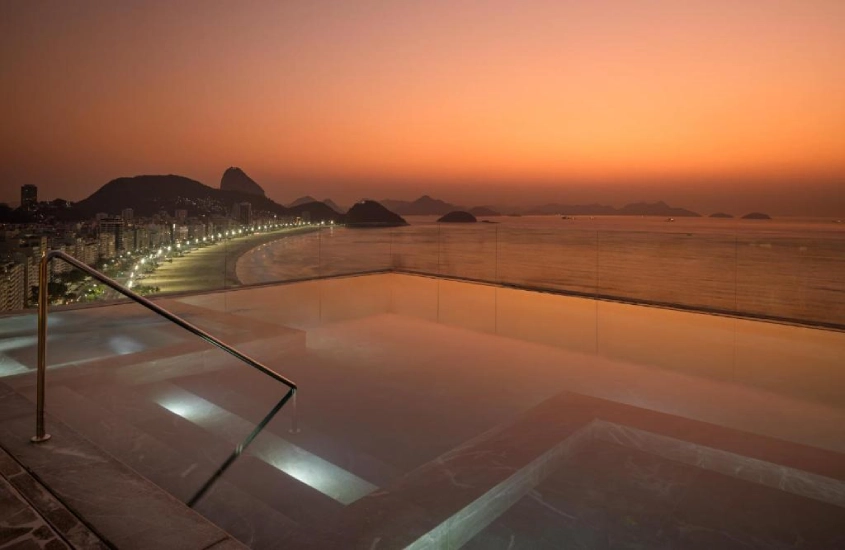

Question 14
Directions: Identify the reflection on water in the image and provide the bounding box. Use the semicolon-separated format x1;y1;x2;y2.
236;216;845;327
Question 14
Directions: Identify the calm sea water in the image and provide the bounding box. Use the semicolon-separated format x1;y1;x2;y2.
237;216;845;327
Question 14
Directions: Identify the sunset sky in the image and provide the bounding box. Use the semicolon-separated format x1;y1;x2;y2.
2;0;844;215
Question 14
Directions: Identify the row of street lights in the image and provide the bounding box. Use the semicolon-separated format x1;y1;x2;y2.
123;220;331;290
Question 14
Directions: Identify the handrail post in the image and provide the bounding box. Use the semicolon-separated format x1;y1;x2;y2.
32;250;51;443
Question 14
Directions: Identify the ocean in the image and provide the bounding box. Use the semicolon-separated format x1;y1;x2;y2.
236;216;845;327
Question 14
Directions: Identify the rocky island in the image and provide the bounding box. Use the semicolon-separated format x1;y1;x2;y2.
437;211;477;223
346;200;408;227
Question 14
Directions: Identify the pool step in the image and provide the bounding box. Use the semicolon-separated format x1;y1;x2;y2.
172;366;402;488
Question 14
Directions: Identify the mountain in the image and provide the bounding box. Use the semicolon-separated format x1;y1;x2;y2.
617;201;700;217
220;167;265;197
288;196;346;216
346;200;407;227
74;175;223;218
522;201;699;217
381;195;459;216
526;203;617;215
468;206;501;217
742;212;772;220
288;196;318;208
69;174;342;222
378;195;702;217
287;201;340;221
322;198;345;213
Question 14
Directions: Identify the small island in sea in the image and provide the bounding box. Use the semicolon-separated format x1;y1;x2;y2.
710;212;734;218
438;211;477;223
346;200;408;227
742;212;772;220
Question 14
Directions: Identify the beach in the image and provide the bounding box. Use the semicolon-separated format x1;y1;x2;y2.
142;226;322;294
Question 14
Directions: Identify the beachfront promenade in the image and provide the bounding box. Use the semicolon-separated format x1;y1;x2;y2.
143;226;321;294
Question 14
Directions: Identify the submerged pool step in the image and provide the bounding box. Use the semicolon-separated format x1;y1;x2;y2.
142;381;379;505
170;366;403;488
46;385;217;501
43;385;324;548
66;379;352;528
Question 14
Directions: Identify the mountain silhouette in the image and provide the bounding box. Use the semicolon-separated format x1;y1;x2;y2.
617;201;700;217
438;211;477;223
322;198;345;213
70;174;340;222
346;200;407;227
288;196;318;208
381;195;459;216
526;203;617;215
468;206;501;216
220;167;265;196
378;195;703;217
742;212;772;220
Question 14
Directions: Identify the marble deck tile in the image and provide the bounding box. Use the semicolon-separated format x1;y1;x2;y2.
193;478;341;550
342;391;845;548
0;475;69;550
667;469;845;549
43;385;220;503
466;439;703;550
406;428;593;550
336;394;600;548
0;384;242;550
36;461;228;550
4;472;106;550
1;433;106;550
594;421;845;508
588;395;845;480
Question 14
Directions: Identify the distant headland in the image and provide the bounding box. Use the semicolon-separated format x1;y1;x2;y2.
1;167;785;225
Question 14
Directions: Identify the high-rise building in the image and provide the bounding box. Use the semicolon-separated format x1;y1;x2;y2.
20;185;37;210
232;202;252;225
98;233;116;260
0;261;25;312
121;208;134;222
98;217;124;252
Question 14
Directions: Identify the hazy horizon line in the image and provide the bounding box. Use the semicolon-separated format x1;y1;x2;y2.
2;168;843;218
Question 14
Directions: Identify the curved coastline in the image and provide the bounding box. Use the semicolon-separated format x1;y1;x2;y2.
143;227;323;294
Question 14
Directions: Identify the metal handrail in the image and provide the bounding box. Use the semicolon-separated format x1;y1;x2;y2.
32;249;297;443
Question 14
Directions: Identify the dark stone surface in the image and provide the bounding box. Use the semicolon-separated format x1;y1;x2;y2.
467;439;845;549
0;473;70;550
0;384;243;550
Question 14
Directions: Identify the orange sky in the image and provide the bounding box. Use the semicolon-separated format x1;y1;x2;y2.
1;0;844;214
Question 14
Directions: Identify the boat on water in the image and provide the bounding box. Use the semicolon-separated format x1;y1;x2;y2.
666;217;676;222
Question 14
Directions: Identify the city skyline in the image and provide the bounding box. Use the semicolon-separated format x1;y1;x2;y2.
2;1;844;215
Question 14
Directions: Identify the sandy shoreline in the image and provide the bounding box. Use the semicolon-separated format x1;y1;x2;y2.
143;227;322;294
